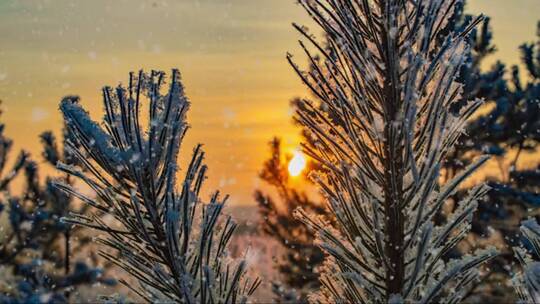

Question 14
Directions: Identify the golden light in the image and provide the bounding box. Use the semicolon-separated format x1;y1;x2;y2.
288;150;306;177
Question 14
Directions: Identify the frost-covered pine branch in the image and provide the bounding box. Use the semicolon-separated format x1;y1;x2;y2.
56;69;260;303
513;219;540;304
288;0;498;302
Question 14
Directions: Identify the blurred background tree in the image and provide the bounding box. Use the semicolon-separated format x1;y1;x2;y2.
445;17;540;302
254;138;325;303
0;99;114;303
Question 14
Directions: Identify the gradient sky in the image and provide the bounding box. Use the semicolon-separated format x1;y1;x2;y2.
0;0;538;205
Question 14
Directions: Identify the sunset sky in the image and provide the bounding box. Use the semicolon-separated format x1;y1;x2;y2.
0;0;538;205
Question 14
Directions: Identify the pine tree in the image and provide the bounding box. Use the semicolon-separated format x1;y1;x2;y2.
451;21;540;233
446;21;540;301
254;137;325;302
508;23;540;304
0;102;113;303
56;69;260;302
288;0;498;302
481;21;540;211
256;2;507;301
512;219;540;303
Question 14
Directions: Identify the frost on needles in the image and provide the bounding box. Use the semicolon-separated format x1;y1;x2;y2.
55;69;260;303
513;219;540;303
288;0;498;303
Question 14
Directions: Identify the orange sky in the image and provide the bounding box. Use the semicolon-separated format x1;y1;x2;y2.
0;0;538;205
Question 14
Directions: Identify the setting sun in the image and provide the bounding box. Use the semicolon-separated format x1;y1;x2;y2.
288;150;306;177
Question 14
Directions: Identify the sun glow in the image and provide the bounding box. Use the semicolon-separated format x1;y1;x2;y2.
288;150;306;177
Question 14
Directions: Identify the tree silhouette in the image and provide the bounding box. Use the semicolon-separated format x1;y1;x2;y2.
254;138;325;302
0;102;114;303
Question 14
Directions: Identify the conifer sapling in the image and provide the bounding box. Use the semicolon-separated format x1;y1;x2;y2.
289;0;498;302
56;69;260;303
